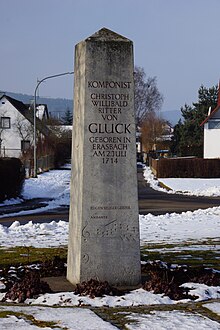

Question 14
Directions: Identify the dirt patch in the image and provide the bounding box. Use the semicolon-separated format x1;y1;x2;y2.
142;261;220;300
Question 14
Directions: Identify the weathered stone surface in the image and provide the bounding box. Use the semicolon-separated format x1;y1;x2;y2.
67;28;141;287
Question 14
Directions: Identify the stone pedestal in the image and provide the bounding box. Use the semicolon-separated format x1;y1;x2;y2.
67;28;141;287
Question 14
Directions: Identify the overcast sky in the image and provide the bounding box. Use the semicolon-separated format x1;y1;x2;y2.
1;0;220;112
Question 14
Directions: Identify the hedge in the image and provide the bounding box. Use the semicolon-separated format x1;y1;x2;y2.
0;158;25;202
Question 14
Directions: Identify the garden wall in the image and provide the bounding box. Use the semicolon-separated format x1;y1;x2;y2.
150;157;220;178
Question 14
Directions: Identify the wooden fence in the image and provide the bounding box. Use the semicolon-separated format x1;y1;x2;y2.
23;155;55;178
150;157;220;178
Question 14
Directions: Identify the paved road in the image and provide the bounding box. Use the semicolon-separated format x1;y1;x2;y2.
0;169;220;226
137;170;220;215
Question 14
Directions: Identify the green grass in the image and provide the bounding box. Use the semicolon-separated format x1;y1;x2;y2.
0;243;219;328
158;181;173;191
0;239;219;270
0;310;65;328
0;246;67;268
94;301;220;329
141;240;220;270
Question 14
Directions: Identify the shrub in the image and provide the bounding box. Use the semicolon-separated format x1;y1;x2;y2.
0;158;25;202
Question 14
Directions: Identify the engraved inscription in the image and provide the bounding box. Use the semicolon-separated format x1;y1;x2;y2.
95;222;139;241
82;223;90;241
91;215;108;219
87;80;133;164
91;205;131;210
88;81;131;89
82;254;89;264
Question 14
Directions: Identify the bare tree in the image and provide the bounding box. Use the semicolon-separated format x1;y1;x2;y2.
15;113;34;142
134;66;163;127
141;112;167;152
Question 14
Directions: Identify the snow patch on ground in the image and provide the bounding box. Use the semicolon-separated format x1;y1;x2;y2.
26;288;173;307
180;282;220;301
0;305;118;330
0;205;220;248
0;169;71;219
0;220;68;248
204;302;220;316
124;310;220;330
0;198;23;207
22;170;71;200
23;284;220;307
160;177;220;197
143;166;220;197
140;206;220;245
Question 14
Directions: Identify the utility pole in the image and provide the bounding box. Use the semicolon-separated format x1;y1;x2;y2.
33;71;74;177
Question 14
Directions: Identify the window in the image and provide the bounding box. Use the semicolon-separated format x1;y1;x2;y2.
208;120;220;129
0;117;10;129
21;140;31;151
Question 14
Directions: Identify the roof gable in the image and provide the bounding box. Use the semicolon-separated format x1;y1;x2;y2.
200;105;220;126
0;94;29;113
0;94;49;136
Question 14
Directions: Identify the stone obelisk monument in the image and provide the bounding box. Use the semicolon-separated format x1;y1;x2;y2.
67;28;141;287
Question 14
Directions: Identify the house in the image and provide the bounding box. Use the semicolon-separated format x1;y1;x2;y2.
200;82;220;159
158;122;174;143
0;94;49;158
35;104;49;121
138;120;173;163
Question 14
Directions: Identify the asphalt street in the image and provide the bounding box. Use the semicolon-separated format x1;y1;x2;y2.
0;169;220;227
137;170;220;215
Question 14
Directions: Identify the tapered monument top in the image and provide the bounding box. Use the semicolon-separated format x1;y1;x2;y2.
86;27;131;42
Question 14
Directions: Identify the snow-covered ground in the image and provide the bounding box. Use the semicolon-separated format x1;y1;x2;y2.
0;306;118;330
0;165;220;329
0;166;71;217
0;304;220;330
124;309;220;330
144;165;220;197
0;165;220;249
1;206;220;249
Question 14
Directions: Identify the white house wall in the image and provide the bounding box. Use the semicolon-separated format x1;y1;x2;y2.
204;122;220;158
0;97;33;157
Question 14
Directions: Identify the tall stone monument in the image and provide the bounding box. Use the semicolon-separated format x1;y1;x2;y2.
67;28;141;287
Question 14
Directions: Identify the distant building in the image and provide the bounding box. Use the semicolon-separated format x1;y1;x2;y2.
35;104;49;121
0;94;49;158
137;121;173;163
156;122;174;143
201;82;220;158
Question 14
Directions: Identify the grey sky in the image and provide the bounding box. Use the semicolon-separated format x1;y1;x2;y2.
1;0;220;112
